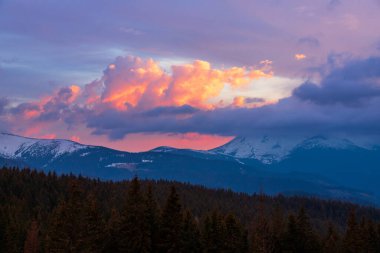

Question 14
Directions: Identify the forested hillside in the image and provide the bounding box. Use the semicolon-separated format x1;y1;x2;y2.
1;167;380;253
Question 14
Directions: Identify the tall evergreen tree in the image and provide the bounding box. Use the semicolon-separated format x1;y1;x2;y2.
80;194;105;253
270;204;285;253
251;195;273;253
282;214;299;253
144;184;160;253
45;182;84;252
118;177;150;253
295;207;321;253
364;219;379;253
23;220;39;253
323;222;340;253
159;186;183;253
343;209;361;253
103;208;121;253
179;210;202;253
202;211;226;253
224;213;248;253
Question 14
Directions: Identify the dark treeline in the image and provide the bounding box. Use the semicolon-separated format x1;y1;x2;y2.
1;167;380;253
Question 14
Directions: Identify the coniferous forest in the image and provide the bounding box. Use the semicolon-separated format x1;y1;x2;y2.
1;167;380;253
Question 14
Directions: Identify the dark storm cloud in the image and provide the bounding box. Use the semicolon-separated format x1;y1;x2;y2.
294;57;380;106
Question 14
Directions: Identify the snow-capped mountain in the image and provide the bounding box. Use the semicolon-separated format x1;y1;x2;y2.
0;133;88;159
211;135;373;164
0;133;378;205
210;135;301;163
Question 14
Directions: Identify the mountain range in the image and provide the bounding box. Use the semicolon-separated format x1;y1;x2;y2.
0;132;379;205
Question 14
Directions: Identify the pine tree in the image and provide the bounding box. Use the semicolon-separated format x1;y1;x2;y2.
270;205;285;253
323;222;340;253
251;195;273;253
224;213;248;253
295;207;321;253
23;220;39;253
103;208;121;253
282;214;298;253
202;210;226;253
179;210;202;253
4;217;23;253
80;194;105;253
343;209;360;253
118;177;150;253
364;219;378;253
45;201;72;252
144;184;160;253
159;186;183;253
45;182;85;252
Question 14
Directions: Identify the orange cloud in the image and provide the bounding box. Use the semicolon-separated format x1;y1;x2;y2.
95;56;272;110
295;54;307;60
7;56;273;152
101;57;166;110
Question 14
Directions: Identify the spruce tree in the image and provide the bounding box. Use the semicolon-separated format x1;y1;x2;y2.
224;213;248;253
144;184;160;253
343;209;360;253
103;208;121;253
270;205;285;253
251;195;273;253
282;214;298;253
179;210;202;253
364;219;378;253
201;210;226;253
295;207;321;253
323;222;340;253
23;220;39;253
159;186;183;253
80;194;105;253
118;177;150;253
45;182;85;252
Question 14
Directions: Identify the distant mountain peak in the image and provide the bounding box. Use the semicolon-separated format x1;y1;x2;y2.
295;135;359;150
210;134;371;163
209;135;299;164
0;133;87;159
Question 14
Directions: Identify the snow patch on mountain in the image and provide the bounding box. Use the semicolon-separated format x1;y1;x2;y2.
295;136;359;150
0;133;87;158
210;136;302;164
211;135;374;164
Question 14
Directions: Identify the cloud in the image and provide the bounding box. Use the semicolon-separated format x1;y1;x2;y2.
298;36;320;48
3;0;380;101
83;56;380;140
294;57;380;106
3;56;380;144
328;0;341;9
295;54;307;60
232;97;266;107
0;97;8;115
89;56;271;110
142;105;199;117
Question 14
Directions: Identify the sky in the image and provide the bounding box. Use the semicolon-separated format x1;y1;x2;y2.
1;0;380;151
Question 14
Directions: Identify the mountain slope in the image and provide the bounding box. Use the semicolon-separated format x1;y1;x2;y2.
212;135;380;202
0;133;376;205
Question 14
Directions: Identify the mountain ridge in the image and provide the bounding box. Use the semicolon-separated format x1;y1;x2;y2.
0;132;378;205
